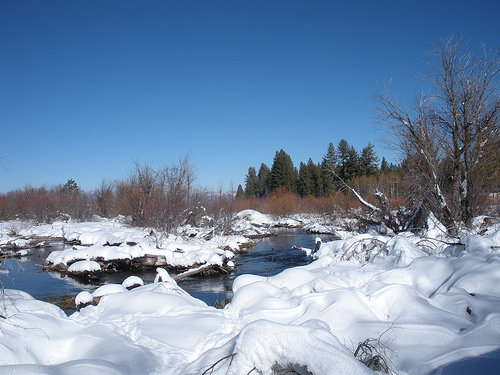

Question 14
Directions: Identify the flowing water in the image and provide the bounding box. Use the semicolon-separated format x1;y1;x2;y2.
0;229;325;306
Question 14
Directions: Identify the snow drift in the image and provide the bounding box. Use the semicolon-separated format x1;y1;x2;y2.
1;213;500;374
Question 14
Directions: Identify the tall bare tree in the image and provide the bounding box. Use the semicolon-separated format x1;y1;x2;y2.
376;37;500;233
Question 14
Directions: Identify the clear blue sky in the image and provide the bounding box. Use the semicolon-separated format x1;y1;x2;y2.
1;1;499;193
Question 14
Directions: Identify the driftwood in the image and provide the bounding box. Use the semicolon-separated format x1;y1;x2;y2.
292;238;322;255
173;264;214;281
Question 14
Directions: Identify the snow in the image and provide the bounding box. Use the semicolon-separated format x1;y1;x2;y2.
121;275;144;289
92;284;128;298
68;260;101;273
232;209;275;236
44;235;239;270
75;291;93;306
1;212;500;374
426;212;449;240
154;267;177;284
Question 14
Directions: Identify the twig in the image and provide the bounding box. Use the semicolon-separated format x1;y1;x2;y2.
201;353;237;375
352;324;398;374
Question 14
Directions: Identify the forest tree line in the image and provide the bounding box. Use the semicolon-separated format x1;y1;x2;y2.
237;140;399;200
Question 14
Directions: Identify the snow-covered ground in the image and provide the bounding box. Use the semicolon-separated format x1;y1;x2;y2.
1;211;500;374
0;216;251;272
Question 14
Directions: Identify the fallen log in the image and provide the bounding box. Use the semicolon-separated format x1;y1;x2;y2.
292;238;322;256
173;264;214;281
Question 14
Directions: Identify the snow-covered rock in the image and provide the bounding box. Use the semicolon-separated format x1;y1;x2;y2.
75;291;93;307
122;275;144;289
67;260;101;273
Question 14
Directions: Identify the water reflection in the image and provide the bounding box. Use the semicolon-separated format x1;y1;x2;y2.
1;245;90;299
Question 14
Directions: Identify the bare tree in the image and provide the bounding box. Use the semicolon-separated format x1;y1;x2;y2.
115;155;196;234
424;37;500;226
158;155;196;233
376;89;457;231
376;37;500;233
95;180;116;218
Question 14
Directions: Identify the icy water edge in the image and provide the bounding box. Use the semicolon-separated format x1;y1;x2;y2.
1;229;323;306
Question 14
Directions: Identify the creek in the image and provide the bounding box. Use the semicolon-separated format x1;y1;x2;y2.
0;229;325;306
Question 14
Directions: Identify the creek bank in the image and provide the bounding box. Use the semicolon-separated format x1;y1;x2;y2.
2;210;329;281
44;253;235;279
0;236;70;255
42;239;242;278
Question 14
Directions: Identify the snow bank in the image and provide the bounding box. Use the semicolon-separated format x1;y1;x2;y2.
0;289;158;374
45;235;238;270
232;209;283;236
227;319;373;375
2;214;500;374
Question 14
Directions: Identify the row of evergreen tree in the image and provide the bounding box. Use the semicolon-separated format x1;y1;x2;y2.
236;140;397;199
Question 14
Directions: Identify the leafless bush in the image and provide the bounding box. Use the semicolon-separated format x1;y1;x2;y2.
340;238;387;262
115;156;196;234
271;364;312;374
207;187;236;236
201;353;237;375
354;338;393;373
353;325;397;374
94;180;116;218
0;182;95;223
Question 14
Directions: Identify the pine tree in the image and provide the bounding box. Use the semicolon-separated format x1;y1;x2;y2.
244;167;258;197
336;139;350;180
380;157;389;174
235;184;245;200
63;178;79;194
308;159;323;197
257;163;271;198
359;142;379;176
297;159;323;197
321;143;336;196
297;161;313;197
270;149;297;193
336;140;359;181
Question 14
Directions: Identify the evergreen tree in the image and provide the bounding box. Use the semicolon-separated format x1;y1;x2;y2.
270;149;297;193
336;139;350;180
336;140;359;181
346;145;360;180
359;142;379;176
63;178;79;194
235;184;245;200
321;143;336;196
389;162;400;173
308;158;323;197
297;161;313;197
244;167;258;197
297;159;323;197
380;157;389;174
257;163;271;198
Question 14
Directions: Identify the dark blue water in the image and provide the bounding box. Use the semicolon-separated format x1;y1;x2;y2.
0;229;323;305
180;228;321;304
1;246;86;299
